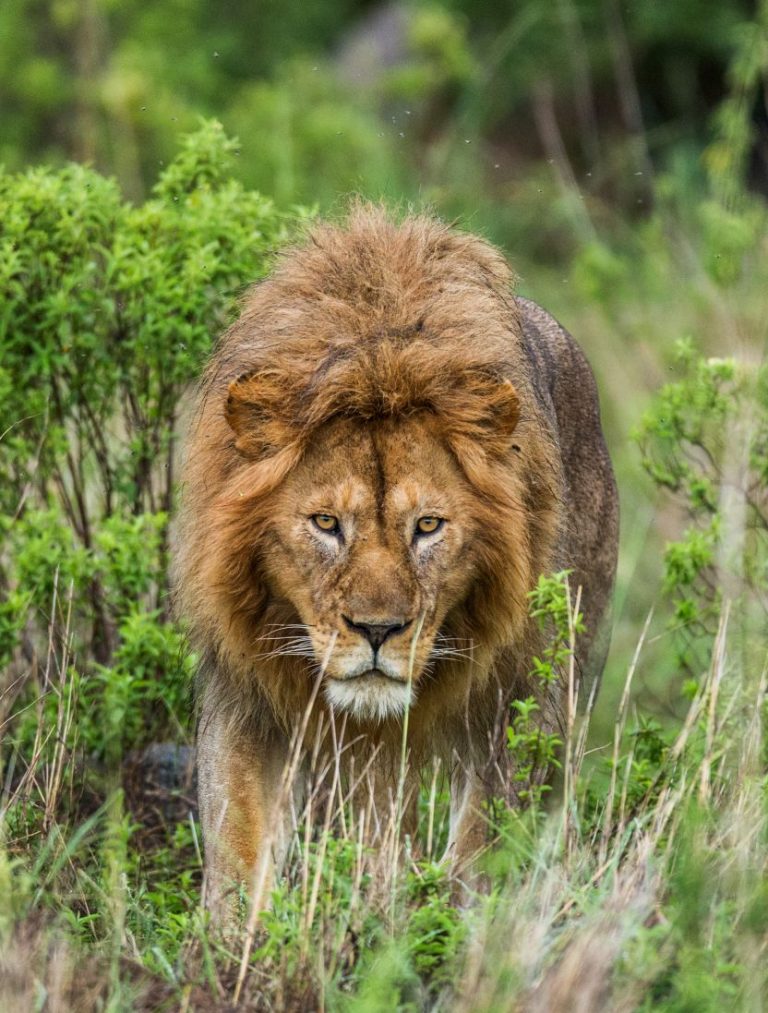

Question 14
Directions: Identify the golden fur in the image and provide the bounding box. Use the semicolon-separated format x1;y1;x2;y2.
174;205;617;918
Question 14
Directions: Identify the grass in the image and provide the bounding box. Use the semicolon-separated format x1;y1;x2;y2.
1;563;766;1009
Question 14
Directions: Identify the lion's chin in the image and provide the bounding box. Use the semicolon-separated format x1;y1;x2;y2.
324;671;414;723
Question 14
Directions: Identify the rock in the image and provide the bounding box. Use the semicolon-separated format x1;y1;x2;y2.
122;742;197;829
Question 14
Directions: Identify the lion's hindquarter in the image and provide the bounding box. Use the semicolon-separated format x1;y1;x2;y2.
517;297;619;695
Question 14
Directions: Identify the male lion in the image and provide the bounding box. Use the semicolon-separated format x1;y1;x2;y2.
174;206;618;919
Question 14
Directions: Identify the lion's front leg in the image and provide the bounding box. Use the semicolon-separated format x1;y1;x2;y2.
196;703;301;928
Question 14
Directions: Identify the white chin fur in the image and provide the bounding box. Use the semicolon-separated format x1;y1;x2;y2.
324;676;414;722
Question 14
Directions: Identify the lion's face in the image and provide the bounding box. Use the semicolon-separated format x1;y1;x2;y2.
259;413;481;721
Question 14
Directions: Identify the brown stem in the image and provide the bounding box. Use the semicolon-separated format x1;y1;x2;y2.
73;0;103;164
603;0;654;188
557;0;601;167
78;400;114;517
532;78;595;241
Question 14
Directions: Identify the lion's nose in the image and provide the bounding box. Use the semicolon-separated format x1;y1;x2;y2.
342;616;412;650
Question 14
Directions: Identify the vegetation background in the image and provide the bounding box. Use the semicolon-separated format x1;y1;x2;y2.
1;0;767;1008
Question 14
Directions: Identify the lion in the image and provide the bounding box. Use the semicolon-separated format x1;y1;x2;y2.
173;205;618;920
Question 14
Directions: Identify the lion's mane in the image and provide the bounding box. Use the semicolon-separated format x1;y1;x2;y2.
174;205;564;755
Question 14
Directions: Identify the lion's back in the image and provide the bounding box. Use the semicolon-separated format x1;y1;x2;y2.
517;297;619;692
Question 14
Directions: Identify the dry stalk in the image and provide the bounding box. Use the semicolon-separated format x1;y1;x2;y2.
43;580;76;832
233;631;337;1005
301;742;341;947
389;612;425;920
562;580;582;861
425;757;441;862
698;600;730;802
599;607;653;862
0;571;69;827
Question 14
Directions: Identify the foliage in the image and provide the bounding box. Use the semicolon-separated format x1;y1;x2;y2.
635;341;768;676
225;61;408;207
528;569;586;683
2;9;768;1007
0;120;302;661
1;0;764;232
0;124;304;811
0;118;297;539
502;571;584;807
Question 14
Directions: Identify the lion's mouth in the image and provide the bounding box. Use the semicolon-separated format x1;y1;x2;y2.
333;668;407;685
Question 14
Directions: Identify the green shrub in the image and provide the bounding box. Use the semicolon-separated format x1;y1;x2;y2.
635;340;767;676
0;121;304;776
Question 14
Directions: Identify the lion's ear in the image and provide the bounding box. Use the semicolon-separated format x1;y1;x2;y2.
482;378;520;451
445;374;520;458
225;372;297;459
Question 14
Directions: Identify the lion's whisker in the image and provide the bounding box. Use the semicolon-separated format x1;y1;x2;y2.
429;648;480;666
256;635;314;644
260;631;308;636
261;623;314;633
262;622;307;627
251;648;317;661
251;641;313;652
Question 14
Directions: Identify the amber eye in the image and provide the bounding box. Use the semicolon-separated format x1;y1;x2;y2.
312;513;340;534
415;516;443;536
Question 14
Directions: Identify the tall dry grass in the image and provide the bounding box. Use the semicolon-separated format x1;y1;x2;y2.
2;567;766;1010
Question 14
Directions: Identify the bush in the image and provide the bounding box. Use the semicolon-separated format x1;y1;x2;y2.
0;121;305;763
635;340;767;677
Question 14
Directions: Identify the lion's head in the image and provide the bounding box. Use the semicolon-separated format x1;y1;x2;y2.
176;205;561;732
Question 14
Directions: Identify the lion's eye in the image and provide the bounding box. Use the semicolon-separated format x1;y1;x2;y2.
312;513;340;534
415;516;443;536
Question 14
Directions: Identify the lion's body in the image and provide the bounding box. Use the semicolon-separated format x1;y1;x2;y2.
174;207;618;918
